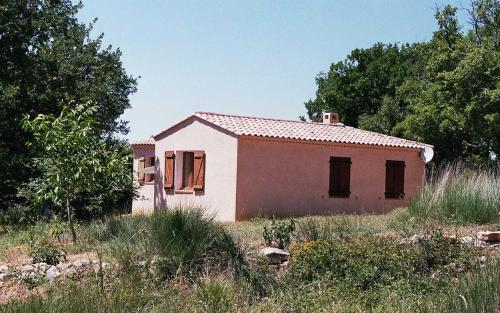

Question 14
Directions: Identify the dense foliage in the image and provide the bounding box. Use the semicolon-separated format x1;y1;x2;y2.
305;1;500;165
22;104;134;241
0;0;137;215
263;218;296;249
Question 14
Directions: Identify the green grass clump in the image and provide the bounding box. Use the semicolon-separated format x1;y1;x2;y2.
151;207;245;279
85;207;246;280
437;259;500;313
294;215;382;243
409;164;499;225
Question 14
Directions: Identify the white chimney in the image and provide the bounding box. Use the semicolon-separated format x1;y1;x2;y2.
323;112;340;124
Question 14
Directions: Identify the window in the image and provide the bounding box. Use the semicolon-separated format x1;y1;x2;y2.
329;157;351;197
145;156;155;182
182;152;195;189
385;160;405;198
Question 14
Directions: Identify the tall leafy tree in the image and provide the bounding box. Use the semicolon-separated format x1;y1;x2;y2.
305;0;499;165
304;43;420;126
0;1;137;212
395;3;499;164
23;103;133;242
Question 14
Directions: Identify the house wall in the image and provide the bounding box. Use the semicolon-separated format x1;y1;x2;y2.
154;118;239;222
132;145;156;215
235;136;425;219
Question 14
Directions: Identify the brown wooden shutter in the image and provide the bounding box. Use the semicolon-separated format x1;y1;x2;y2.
138;156;145;185
193;151;205;191
164;151;175;190
329;157;351;197
385;160;405;198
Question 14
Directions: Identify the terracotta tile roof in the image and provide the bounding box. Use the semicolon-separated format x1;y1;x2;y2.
194;112;432;150
131;137;155;146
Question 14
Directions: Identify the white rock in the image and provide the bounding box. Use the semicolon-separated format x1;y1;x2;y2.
477;231;500;242
21;264;35;273
73;259;90;268
260;247;290;262
45;266;61;283
36;263;49;272
460;236;487;248
56;262;70;270
0;265;8;273
64;267;76;276
399;234;422;245
0;272;14;281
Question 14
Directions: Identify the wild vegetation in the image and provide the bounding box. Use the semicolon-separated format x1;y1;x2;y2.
305;1;499;165
0;185;498;312
0;0;137;222
409;164;500;225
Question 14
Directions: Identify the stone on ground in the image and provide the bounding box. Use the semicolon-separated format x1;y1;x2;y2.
477;231;500;242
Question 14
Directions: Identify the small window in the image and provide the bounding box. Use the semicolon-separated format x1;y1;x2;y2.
146;157;155;182
329;157;351;197
385;160;405;198
182;152;195;189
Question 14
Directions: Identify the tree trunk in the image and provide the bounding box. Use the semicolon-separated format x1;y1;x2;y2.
67;197;77;243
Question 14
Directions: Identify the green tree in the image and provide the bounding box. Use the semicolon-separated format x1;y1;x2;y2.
303;43;420;126
22;103;134;242
0;0;137;212
395;3;499;164
305;0;499;165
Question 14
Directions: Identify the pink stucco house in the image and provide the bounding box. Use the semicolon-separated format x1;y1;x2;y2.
131;112;433;222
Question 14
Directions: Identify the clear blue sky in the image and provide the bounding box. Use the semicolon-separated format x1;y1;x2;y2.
77;0;467;142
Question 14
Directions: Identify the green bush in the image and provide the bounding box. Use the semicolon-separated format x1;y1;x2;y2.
263;218;295;248
409;164;500;225
289;237;415;291
28;236;65;265
415;229;476;274
288;232;476;298
150;207;245;279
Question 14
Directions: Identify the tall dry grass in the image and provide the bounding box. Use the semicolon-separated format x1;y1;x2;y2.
409;163;499;225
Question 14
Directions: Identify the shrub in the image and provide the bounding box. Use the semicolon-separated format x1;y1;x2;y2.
415;229;476;274
150;207;245;279
19;273;46;289
288;232;476;299
263;218;295;248
48;217;67;242
28;236;65;265
409;164;500;225
289;237;415;291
